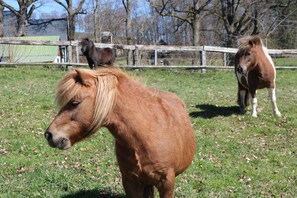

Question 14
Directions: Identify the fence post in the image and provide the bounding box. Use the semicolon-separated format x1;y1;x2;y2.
199;47;206;73
134;46;139;66
199;48;206;66
223;52;227;66
154;49;158;66
76;45;79;63
67;45;73;70
127;49;133;66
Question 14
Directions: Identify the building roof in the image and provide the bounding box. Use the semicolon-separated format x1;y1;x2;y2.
27;18;68;41
0;36;60;63
3;11;68;41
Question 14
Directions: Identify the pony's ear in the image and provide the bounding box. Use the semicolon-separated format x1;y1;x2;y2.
75;69;94;87
248;40;254;47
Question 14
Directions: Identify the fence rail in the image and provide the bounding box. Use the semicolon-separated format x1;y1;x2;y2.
0;39;297;69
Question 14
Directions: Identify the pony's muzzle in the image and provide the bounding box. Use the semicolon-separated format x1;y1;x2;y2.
44;131;69;150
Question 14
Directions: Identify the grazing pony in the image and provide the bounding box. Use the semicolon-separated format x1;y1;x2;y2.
44;68;196;198
235;35;281;117
80;38;115;69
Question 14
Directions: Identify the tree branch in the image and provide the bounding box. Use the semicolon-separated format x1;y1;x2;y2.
74;0;86;14
53;0;69;12
0;0;19;16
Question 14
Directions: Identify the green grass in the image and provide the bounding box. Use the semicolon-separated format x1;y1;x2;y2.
0;67;296;197
273;57;297;66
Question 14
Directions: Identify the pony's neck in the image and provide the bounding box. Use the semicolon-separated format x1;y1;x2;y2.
85;43;95;55
104;77;147;147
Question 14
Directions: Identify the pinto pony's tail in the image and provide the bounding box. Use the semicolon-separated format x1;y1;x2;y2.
237;88;250;107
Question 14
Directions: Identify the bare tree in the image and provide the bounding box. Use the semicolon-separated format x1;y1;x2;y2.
269;1;297;48
217;0;257;47
257;0;297;46
122;0;132;45
92;0;101;42
0;0;42;36
149;0;212;46
217;0;296;48
54;0;86;41
82;0;102;42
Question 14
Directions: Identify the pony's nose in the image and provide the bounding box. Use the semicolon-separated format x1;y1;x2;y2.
44;131;53;141
237;66;243;73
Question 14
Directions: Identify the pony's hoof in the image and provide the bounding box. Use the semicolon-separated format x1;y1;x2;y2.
275;111;281;117
240;108;246;114
251;113;257;117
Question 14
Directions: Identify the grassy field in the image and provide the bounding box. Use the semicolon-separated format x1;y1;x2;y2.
0;67;296;197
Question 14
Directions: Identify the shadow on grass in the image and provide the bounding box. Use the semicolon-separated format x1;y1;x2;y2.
189;104;239;119
61;189;125;198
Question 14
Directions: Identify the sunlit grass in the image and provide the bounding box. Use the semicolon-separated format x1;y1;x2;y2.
0;67;296;197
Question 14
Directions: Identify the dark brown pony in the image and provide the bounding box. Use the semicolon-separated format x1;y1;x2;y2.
235;35;281;117
80;38;115;69
44;68;196;198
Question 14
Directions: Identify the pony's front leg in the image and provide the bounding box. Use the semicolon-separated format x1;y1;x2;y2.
93;61;98;69
157;169;175;198
239;90;247;114
122;176;149;198
268;88;281;117
237;82;249;114
250;90;257;117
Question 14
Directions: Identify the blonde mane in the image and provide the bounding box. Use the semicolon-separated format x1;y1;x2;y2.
55;69;119;135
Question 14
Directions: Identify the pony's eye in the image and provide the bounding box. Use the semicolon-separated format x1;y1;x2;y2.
70;101;80;107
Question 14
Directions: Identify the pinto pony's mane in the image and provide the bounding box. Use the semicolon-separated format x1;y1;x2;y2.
55;69;120;135
237;35;263;56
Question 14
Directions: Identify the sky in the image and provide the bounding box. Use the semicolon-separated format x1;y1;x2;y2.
3;0;65;17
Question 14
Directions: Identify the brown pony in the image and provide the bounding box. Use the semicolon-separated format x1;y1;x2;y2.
44;68;196;198
80;38;115;69
235;35;281;117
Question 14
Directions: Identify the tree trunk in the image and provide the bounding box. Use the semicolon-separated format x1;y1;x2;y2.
93;0;101;42
192;2;200;46
16;15;27;36
225;33;237;66
68;14;75;41
68;14;76;63
0;5;3;37
192;2;201;65
123;0;133;66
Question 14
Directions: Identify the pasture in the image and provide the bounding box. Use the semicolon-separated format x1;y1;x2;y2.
0;67;296;197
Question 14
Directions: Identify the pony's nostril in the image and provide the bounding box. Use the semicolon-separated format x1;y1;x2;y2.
237;66;243;73
44;131;53;141
57;138;69;150
60;138;67;146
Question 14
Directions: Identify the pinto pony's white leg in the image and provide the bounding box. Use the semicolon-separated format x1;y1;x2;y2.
268;88;281;117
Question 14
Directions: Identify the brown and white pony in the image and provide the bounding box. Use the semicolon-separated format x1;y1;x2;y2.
235;35;281;117
44;68;196;198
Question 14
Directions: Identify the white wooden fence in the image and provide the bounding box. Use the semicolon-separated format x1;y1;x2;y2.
0;39;296;69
